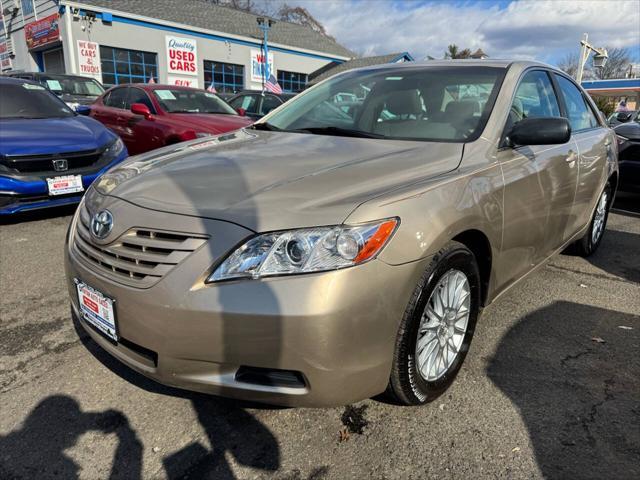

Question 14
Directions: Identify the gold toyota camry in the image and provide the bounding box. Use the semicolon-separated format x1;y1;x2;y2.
65;60;618;407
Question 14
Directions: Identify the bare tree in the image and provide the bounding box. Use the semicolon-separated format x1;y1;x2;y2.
444;44;472;59
278;4;334;39
557;52;580;78
204;0;332;38
591;47;631;79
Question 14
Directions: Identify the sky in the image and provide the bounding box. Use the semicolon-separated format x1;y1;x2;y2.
289;0;640;65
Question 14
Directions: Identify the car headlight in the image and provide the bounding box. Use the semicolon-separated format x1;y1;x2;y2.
207;218;399;283
101;137;125;162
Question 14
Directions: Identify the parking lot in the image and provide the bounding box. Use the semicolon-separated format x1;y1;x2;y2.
0;199;638;479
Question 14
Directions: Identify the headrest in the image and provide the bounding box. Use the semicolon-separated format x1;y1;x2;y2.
385;89;423;116
445;100;479;119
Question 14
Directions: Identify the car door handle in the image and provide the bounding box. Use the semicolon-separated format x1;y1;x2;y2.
565;151;578;163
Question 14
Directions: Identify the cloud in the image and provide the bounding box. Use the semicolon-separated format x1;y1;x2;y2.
294;0;640;63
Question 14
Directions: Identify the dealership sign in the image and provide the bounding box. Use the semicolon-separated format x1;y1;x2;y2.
77;40;102;82
166;35;197;76
167;75;199;88
25;13;60;50
250;49;274;83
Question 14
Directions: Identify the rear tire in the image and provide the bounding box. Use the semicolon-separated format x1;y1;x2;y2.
387;241;481;406
573;183;611;257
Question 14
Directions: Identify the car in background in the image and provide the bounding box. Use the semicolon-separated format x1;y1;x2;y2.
5;72;105;110
86;84;253;155
226;90;296;119
608;110;639;127
0;77;127;215
614;120;640;193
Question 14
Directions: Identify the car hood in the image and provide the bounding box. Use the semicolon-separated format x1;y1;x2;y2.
0;116;114;156
165;112;253;133
101;129;463;231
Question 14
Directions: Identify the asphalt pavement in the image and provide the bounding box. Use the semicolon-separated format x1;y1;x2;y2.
1;198;639;479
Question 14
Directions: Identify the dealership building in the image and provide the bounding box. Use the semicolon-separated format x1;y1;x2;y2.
0;0;354;93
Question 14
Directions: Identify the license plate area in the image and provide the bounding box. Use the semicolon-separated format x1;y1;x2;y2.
47;175;84;196
75;279;118;341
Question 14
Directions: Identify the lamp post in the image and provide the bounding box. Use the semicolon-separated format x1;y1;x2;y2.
576;33;608;84
256;17;275;92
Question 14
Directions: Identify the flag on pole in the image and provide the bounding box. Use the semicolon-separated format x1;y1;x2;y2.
206;81;217;93
148;77;155;84
265;73;283;94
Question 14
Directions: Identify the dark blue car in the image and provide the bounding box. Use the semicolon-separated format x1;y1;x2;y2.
0;77;128;215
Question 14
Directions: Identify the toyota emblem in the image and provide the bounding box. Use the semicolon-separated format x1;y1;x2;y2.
91;210;113;239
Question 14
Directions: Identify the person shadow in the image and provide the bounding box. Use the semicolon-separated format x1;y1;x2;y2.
487;301;640;479
0;395;142;479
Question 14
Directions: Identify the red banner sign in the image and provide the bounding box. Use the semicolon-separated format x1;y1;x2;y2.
25;13;60;50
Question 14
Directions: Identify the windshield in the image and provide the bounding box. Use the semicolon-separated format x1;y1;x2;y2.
261;66;506;142
41;74;104;96
0;83;75;119
152;89;237;114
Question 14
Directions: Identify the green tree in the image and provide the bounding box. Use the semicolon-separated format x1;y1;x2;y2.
444;44;472;59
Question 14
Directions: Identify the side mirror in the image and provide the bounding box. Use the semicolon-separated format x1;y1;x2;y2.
507;117;571;146
616;111;632;122
131;103;153;120
75;105;91;116
236;107;246;117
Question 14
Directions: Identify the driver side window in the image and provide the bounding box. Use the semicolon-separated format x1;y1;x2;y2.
508;70;561;132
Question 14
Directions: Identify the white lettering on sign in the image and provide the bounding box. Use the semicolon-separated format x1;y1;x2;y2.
167;75;199;88
250;49;274;83
166;35;198;76
77;40;102;82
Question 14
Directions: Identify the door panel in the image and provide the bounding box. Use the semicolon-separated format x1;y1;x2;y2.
570;130;608;235
497;140;578;288
121;88;163;155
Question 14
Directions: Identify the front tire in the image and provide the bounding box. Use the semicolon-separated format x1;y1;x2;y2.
387;241;481;406
573;183;611;257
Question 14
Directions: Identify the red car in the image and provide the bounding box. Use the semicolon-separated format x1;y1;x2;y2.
86;84;253;155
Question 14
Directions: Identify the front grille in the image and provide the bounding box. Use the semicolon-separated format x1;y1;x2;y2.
1;148;104;174
73;206;208;288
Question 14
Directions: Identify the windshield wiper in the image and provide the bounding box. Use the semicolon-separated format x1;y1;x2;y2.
292;126;386;139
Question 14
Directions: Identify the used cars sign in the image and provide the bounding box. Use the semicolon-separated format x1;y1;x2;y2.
165;35;198;76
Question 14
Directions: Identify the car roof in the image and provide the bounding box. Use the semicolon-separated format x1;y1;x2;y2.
230;90;296;97
336;59;559;77
5;71;99;81
107;83;205;92
0;76;40;85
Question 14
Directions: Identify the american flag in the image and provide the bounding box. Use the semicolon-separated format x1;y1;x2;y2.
206;82;217;93
264;73;282;94
148;77;155;84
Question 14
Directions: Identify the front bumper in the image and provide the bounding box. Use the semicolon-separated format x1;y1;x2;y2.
0;151;127;215
65;197;426;407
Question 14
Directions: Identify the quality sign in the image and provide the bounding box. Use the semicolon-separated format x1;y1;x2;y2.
166;35;197;76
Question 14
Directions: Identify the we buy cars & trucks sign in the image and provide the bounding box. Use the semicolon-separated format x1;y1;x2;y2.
77;40;102;82
165;35;198;86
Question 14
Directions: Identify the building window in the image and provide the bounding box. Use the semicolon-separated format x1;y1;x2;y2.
203;61;244;94
277;70;308;93
100;46;158;87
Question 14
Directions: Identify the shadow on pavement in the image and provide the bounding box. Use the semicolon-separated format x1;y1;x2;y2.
0;395;142;479
562;226;640;284
487;301;640;479
71;311;281;480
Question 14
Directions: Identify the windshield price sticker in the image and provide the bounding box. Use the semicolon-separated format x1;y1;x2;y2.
156;90;177;100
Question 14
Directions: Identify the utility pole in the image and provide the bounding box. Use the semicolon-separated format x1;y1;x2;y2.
256;17;275;93
576;33;608;83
